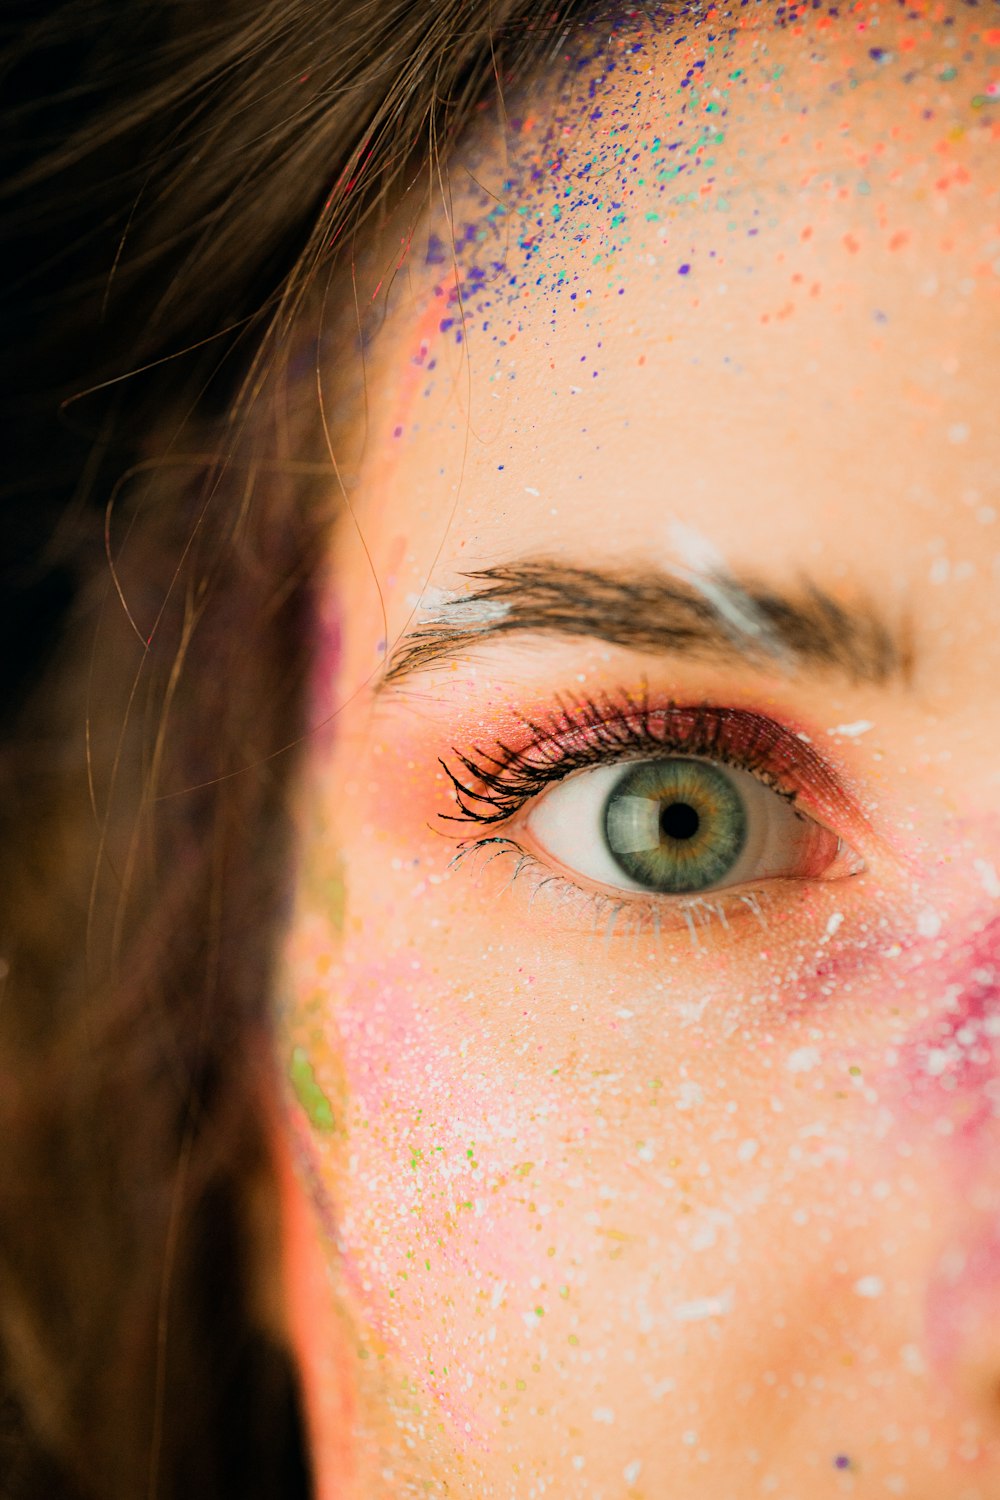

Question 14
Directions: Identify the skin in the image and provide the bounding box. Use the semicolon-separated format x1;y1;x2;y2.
275;4;1000;1496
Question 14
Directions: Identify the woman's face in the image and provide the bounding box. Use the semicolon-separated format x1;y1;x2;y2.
279;6;1000;1495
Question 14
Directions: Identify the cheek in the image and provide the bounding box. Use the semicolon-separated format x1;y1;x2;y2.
319;956;571;1304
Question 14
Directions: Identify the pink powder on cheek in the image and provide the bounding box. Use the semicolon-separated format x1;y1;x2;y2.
875;911;1000;1393
321;964;572;1448
893;910;1000;1143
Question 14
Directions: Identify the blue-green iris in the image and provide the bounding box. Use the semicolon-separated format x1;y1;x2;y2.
602;758;748;893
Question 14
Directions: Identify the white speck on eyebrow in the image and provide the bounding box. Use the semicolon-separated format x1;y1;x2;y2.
854;1275;884;1298
415;585;509;627
974;859;1000;900
671;1287;734;1322
827;720;874;738
666;521;789;660
667;521;729;578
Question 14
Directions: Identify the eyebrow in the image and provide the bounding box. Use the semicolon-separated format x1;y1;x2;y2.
379;559;914;689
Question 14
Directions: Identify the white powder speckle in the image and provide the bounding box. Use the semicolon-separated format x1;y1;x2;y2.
947;422;970;445
974;859;1000;900
916;908;942;939
824;911;844;939
623;1460;642;1486
854;1275;884;1299
787;1046;822;1075
675;1081;704;1110
827;720;874;738
737;1138;760;1164
672;1288;734;1322
592;1408;615;1425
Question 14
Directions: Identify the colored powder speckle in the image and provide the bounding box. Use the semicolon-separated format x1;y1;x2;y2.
833;1453;852;1470
677;262;691;275
289;1046;336;1131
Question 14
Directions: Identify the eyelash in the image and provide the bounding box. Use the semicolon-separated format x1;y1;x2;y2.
437;688;847;938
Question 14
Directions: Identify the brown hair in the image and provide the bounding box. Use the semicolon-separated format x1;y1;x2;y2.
0;1;620;1495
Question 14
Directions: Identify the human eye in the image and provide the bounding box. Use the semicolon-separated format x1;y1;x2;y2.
438;691;865;930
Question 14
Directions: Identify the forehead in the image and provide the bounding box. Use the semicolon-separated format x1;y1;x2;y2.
343;3;999;684
368;2;999;351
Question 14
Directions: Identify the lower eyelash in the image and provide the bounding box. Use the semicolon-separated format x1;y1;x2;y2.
448;833;774;949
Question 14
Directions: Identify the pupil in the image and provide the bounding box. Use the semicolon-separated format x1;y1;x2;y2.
660;800;700;842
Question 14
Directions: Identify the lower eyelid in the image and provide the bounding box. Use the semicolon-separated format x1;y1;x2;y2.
451;833;797;943
452;824;862;948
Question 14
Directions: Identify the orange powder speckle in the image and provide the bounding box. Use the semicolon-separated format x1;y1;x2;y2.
843;233;861;254
889;230;910;252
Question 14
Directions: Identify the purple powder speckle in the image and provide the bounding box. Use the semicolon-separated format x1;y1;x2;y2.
678;262;691;275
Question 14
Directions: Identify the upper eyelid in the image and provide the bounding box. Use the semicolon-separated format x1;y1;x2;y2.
437;699;860;845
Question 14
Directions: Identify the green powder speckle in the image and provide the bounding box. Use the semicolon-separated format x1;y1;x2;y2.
289;1046;336;1131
